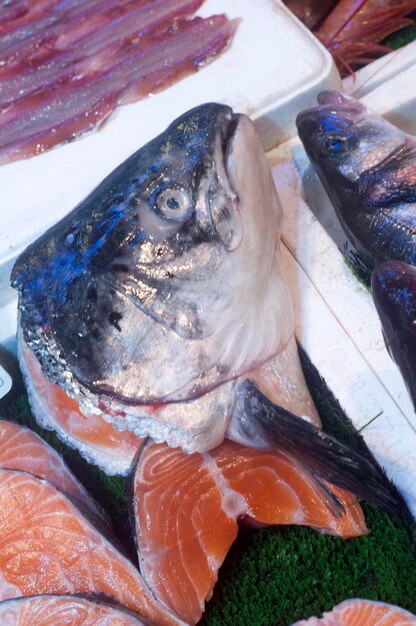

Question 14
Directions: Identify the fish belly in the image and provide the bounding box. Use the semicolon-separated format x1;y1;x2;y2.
19;335;143;476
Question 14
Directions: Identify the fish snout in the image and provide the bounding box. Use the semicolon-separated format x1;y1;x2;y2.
295;108;321;143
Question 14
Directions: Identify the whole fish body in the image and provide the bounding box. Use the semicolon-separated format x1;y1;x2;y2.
12;102;401;515
296;90;416;271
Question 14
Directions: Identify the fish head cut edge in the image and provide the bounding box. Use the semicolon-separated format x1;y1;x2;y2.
12;102;294;451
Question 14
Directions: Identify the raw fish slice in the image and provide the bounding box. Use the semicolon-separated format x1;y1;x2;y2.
0;419;107;523
291;598;416;625
0;468;184;626
133;441;240;625
19;337;143;476
0;14;237;164
0;0;203;80
211;440;367;536
0;594;152;625
132;439;367;625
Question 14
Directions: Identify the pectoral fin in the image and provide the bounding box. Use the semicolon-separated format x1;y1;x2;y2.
227;380;403;517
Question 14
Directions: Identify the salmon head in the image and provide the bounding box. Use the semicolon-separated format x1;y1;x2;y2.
296;90;416;269
12;103;293;415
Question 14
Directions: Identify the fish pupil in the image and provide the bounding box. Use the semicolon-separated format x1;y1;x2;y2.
167;196;180;210
323;135;346;153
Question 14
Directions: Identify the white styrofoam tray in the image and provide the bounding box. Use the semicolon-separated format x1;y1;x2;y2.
0;0;340;322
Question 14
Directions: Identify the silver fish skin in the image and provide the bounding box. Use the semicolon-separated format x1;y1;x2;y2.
12;103;293;452
296;90;416;270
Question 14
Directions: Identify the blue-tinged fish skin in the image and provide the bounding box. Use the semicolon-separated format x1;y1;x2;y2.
296;90;416;270
372;260;416;410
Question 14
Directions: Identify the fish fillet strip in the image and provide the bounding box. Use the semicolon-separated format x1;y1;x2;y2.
0;0;238;163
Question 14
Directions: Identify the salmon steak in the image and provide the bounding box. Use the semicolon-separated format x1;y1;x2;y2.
0;594;153;625
0;418;107;523
0;467;184;626
292;598;416;625
132;439;367;624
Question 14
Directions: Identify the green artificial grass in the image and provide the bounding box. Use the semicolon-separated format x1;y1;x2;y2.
201;350;416;625
201;507;416;626
383;19;416;51
1;349;415;626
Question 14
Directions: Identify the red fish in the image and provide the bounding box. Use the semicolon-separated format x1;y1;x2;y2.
316;0;415;75
291;598;416;625
132;439;367;625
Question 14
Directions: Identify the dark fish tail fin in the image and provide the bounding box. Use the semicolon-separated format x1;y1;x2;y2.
229;380;404;517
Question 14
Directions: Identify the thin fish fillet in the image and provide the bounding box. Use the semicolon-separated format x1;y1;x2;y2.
19;338;143;476
291;598;416;625
0;594;152;625
133;440;367;625
0;0;203;78
0;15;237;164
0;468;184;626
0;419;107;523
0;0;237;164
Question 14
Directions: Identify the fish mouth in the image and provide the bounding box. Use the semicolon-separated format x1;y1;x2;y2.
205;110;245;252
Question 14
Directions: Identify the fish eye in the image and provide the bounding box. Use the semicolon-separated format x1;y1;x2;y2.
154;187;193;222
321;134;349;155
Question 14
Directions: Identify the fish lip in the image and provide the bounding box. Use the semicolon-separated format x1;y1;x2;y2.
222;114;241;160
219;111;241;187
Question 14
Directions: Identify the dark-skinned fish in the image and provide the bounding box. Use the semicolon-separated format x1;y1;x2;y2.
296;90;416;270
372;260;416;410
